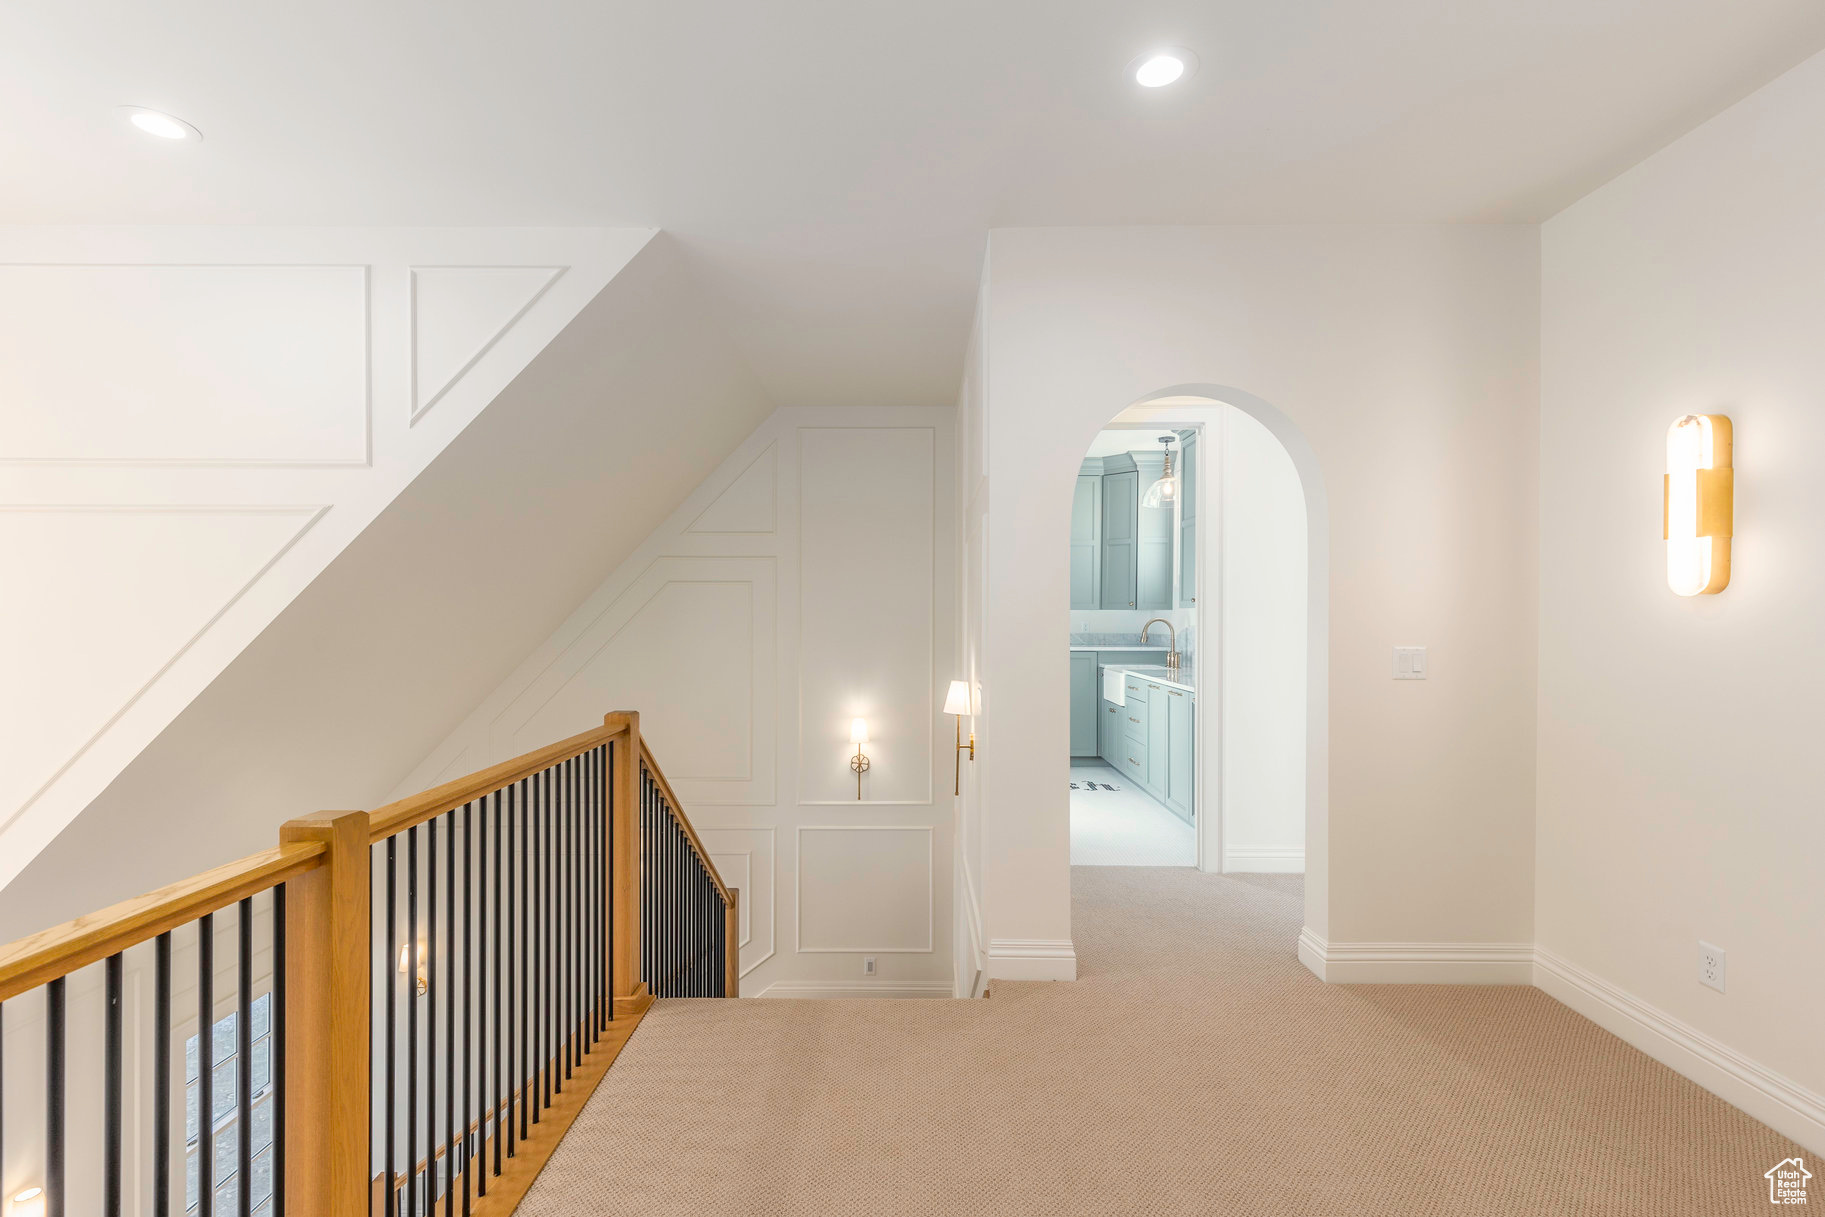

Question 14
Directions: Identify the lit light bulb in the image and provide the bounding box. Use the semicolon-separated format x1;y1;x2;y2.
1135;55;1185;87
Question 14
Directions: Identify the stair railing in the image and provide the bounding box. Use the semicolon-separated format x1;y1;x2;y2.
0;710;734;1217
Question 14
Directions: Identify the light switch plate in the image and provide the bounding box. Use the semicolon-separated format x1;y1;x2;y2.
1393;646;1428;680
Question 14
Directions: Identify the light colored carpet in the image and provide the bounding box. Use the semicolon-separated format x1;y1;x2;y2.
1070;762;1196;866
520;868;1802;1215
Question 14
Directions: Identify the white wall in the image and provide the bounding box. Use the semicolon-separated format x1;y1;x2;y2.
391;406;958;998
977;226;1540;979
1538;49;1825;1150
1218;408;1309;872
0;226;652;893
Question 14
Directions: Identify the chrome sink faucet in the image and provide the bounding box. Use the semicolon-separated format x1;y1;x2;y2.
1140;618;1179;672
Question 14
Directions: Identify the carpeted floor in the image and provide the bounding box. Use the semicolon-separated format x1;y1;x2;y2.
520;868;1802;1215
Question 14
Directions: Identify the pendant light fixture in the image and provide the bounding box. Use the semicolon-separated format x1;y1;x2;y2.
1141;435;1179;507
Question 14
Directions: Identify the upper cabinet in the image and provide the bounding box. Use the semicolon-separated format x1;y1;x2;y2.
1074;433;1199;611
1099;465;1139;609
1135;452;1173;610
1069;474;1102;609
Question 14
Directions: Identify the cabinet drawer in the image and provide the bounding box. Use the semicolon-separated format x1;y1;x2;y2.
1123;679;1149;703
1121;704;1148;745
1119;740;1148;780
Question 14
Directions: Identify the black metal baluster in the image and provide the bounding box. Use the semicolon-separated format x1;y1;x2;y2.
445;809;456;1217
386;840;398;1217
518;777;529;1140
237;898;253;1217
613;748;620;1021
104;951;123;1215
47;975;66;1217
493;786;505;1173
545;765;557;1101
198;914;214;1217
426;817;438;1216
407;827;418;1217
155;930;171;1217
274;885;287;1217
533;767;545;1117
565;756;575;1078
463;800;473;1216
479;791;492;1197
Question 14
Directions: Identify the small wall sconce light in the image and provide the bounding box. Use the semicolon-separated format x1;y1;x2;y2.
398;942;428;996
11;1189;46;1217
943;680;975;796
1665;413;1733;595
849;718;871;799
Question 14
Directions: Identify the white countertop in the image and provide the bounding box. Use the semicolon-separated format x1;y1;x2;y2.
1069;645;1173;652
1100;662;1195;694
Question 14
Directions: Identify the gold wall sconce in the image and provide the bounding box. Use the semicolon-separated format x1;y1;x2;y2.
1665;414;1733;595
849;717;871;799
944;680;975;796
398;942;428;996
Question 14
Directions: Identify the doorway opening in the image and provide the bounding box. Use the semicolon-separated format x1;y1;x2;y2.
1066;398;1310;880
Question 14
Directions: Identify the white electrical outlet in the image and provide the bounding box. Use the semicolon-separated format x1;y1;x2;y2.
863;956;877;977
1699;941;1726;993
1393;646;1428;680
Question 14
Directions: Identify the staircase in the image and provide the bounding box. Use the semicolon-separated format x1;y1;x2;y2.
0;710;733;1217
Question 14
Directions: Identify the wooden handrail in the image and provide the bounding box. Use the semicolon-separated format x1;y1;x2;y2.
368;718;629;842
638;739;733;904
0;840;326;1003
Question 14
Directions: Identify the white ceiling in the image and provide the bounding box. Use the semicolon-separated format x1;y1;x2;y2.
4;1;1823;407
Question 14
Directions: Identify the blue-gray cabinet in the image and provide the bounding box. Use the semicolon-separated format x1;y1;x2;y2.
1099;468;1139;609
1135;453;1173;610
1164;686;1194;821
1069;651;1099;756
1069;474;1101;610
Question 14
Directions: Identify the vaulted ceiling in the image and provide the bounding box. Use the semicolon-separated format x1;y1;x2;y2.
5;1;1823;406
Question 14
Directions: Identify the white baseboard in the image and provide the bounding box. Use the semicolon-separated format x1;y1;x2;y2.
753;980;954;1000
1223;846;1305;873
986;937;1077;981
1534;947;1825;1154
1297;927;1533;984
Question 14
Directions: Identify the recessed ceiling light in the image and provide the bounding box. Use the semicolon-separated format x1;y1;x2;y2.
119;106;202;141
1127;47;1199;89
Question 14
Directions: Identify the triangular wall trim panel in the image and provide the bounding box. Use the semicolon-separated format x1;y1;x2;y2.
411;265;566;422
0;505;326;856
686;443;778;534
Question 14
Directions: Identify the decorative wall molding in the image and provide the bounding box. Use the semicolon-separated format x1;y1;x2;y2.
409;264;565;423
753;980;953;1000
1535;947;1825;1154
795;825;935;954
0;263;371;467
686;442;778;535
795;426;937;805
1222;845;1305;874
986;938;1077;982
490;555;778;805
0;504;328;838
1295;928;1533;984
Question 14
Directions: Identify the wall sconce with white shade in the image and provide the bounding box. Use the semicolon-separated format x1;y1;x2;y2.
944;680;976;796
1665;414;1733;595
398;942;428;996
849;717;870;800
10;1190;45;1217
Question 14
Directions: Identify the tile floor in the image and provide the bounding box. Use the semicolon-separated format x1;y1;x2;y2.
1069;761;1195;866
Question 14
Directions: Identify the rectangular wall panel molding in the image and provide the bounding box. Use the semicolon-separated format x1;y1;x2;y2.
797;427;936;804
0;263;371;466
796;826;935;954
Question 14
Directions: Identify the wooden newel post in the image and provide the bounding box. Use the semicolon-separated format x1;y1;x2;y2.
724;888;740;998
281;811;372;1217
609;712;642;1003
